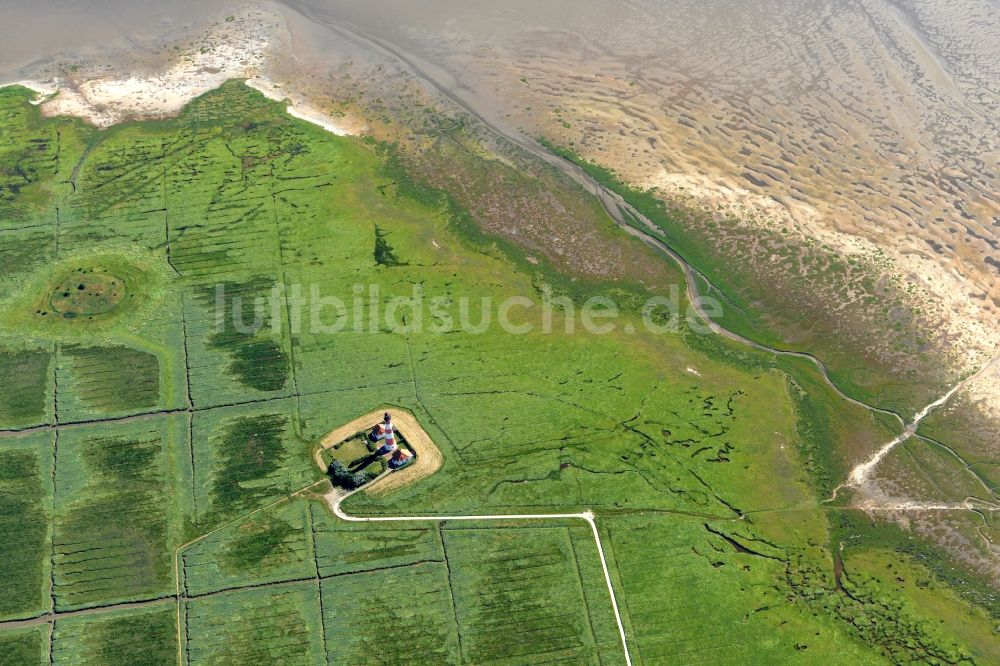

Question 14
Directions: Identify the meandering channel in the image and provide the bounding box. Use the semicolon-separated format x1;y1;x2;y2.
276;5;1000;497
279;4;908;423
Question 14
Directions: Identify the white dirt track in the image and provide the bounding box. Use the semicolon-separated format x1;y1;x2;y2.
170;408;634;666
320;408;633;664
328;487;635;666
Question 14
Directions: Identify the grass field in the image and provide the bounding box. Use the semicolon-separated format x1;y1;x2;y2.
52;605;177;665
51;416;189;610
0;432;52;621
0;627;47;665
0;350;51;428
0;80;993;664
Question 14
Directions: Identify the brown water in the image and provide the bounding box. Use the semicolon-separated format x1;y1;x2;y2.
0;0;248;71
3;0;999;586
2;1;997;317
280;1;1000;365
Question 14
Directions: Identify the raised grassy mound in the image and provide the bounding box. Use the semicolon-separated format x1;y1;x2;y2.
1;252;166;336
49;269;125;316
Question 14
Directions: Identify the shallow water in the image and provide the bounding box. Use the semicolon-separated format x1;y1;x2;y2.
0;1;246;72
2;0;998;588
1;0;997;367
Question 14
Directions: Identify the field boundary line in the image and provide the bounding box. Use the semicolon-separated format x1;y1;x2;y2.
328;488;634;666
172;478;329;666
0;595;175;630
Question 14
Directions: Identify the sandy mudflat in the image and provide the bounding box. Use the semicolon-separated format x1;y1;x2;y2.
2;0;998;556
3;5;362;138
5;1;994;379
265;0;1000;418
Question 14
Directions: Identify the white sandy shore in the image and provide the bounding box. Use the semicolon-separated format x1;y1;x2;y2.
19;6;276;128
245;76;360;136
2;6;360;139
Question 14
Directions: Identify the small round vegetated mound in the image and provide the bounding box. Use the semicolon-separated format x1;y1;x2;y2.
49;269;126;316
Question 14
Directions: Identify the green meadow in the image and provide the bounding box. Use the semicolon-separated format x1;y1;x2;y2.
0;81;992;664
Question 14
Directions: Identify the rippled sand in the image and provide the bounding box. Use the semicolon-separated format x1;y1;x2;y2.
267;0;1000;440
4;1;996;330
2;0;998;555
